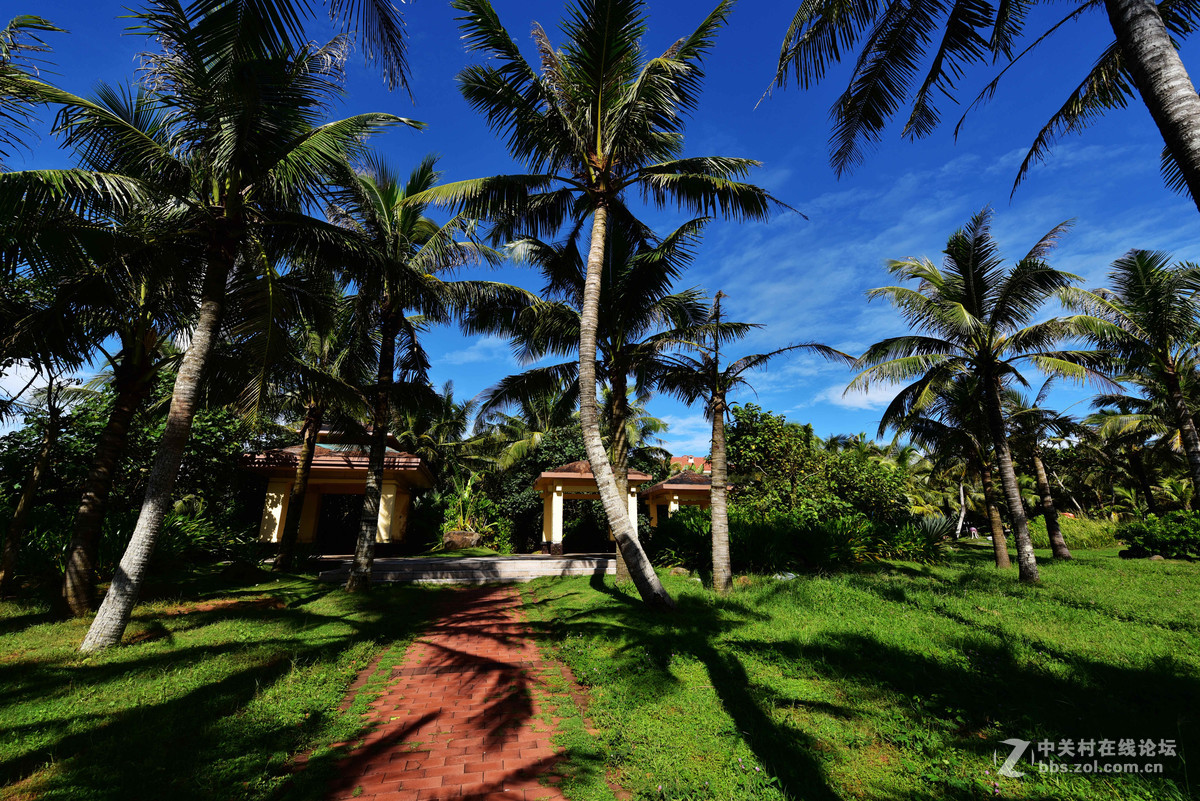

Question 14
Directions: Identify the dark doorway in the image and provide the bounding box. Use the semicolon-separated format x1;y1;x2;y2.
316;493;363;554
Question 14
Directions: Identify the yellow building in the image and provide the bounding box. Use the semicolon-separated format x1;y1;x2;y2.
244;431;433;553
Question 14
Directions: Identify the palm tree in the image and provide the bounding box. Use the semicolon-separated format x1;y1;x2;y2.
467;213;711;576
431;0;780;608
1062;251;1200;498
474;380;577;470
880;374;1013;568
657;292;849;593
0;15;61;168
394;380;490;478
329;154;502;592
6;2;410;650
851;209;1103;582
771;0;1200;215
1008;381;1079;559
0;372;71;595
263;284;375;572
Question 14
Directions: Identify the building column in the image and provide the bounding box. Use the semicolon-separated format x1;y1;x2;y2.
392;491;413;541
377;481;398;543
628;489;639;537
542;483;564;555
298;489;320;543
649;498;659;528
259;478;292;543
668;494;680;517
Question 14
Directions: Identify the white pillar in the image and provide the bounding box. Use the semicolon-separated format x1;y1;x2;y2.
668;494;680;517
259;478;292;542
376;481;398;542
550;483;564;554
627;489;639;537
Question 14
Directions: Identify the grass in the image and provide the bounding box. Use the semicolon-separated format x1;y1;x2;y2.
415;546;503;558
0;567;440;801
521;544;1199;800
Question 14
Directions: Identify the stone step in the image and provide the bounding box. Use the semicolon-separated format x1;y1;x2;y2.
317;555;616;585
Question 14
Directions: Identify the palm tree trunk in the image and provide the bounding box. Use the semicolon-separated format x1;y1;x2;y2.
0;413;57;595
80;242;233;652
610;372;633;582
579;203;673;608
979;460;1011;569
985;377;1038;582
1129;450;1158;515
955;481;967;538
63;377;150;615
710;390;732;594
1033;450;1071;559
346;314;396;593
1104;0;1200;215
274;404;323;573
1163;369;1200;496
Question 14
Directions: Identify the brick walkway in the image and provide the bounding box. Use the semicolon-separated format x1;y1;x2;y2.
326;587;570;801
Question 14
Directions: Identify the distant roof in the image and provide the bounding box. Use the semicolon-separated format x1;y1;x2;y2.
242;443;432;487
669;455;712;473
534;460;653;491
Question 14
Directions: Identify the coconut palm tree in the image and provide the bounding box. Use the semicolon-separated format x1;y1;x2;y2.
6;1;411;650
430;0;781;608
328;154;504;592
0;15;60;169
771;0;1200;215
1062;251;1200;498
879;373;1014;567
474;380;577;470
656;292;849;593
1008;381;1079;559
851;209;1105;582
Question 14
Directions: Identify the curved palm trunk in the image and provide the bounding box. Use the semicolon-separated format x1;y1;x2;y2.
579;204;673;608
955;482;967;538
1032;450;1071;560
710;391;732;594
979;460;1011;569
63;377;150;615
274;404;323;573
610;372;633;581
0;414;57;595
1163;369;1200;497
81;252;232;652
346;314;396;593
1104;0;1200;215
985;378;1038;582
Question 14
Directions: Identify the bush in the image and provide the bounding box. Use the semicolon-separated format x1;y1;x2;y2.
1028;516;1119;550
1116;512;1200;559
645;505;950;575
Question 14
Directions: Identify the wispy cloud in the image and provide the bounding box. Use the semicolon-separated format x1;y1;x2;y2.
438;335;516;366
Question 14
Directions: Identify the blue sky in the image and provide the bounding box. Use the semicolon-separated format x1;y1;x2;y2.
10;0;1200;456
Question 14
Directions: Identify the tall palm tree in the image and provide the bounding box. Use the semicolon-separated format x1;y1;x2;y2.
430;0;780;608
851;209;1103;582
657;293;849;593
264;284;375;572
474;380;577;470
329;154;502;592
771;0;1200;215
1062;250;1200;497
1008;381;1078;559
5;1;410;650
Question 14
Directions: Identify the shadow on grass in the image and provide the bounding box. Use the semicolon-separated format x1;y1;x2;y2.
528;572;1199;801
0;577;444;801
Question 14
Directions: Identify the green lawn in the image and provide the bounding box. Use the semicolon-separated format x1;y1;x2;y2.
521;545;1199;800
0;569;438;801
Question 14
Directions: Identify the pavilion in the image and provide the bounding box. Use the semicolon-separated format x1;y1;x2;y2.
244;431;433;552
533;461;652;554
640;470;719;527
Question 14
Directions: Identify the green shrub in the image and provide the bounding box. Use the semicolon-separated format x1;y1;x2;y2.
645;506;950;574
1117;512;1200;559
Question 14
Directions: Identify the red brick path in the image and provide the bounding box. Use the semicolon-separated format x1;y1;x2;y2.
326;586;570;801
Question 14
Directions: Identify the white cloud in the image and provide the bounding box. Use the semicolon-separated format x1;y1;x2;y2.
814;381;899;411
657;413;712;457
437;335;515;366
